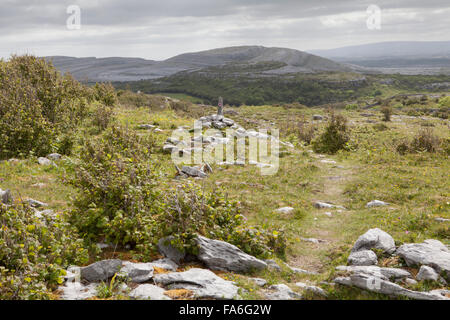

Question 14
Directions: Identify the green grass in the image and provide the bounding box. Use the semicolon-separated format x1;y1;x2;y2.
2;92;448;300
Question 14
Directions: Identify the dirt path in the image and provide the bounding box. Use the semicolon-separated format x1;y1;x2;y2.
288;155;360;275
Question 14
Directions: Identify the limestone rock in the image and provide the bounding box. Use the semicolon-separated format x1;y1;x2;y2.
295;282;328;297
154;268;239;299
120;261;154;283
264;259;281;272
181;166;207;178
313;201;345;210
348;250;378;266
157;236;185;264
130;284;171;300
149;258;178;272
80;259;122;282
249;278;267;287
274;207;294;214
47;153;62;161
59;282;98;300
396;240;450;279
0;188;13;204
366;200;389;208
196;235;267;273
334;273;448;300
37;157;55;166
26;199;48;208
265;284;301;300
351;228;396;254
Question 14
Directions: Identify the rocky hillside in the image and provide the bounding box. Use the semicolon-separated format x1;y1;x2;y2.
45;46;355;82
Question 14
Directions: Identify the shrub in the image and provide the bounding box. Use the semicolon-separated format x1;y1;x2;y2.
312;113;350;154
0;204;88;299
284;120;316;145
410;129;441;153
157;184;286;259
381;106;392;122
396;129;442;154
93;83;117;106
91;103;115;132
68;125;159;249
0;55;89;158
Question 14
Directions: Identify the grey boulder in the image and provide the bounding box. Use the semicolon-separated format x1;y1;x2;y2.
80;259;122;282
120;261;154;283
416;265;440;282
351;228;396;254
397;240;450;279
366;200;389;208
157;236;185;264
348;250;378;266
195;235;267;273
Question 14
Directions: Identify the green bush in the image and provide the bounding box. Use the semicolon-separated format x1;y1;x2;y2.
381;106;392;122
0;204;88;299
93;82;118;106
91;103;115;132
68;125;159;249
157;184;286;259
0;55;89;159
312;113;350;154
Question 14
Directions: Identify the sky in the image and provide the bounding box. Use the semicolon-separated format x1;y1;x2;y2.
1;0;449;60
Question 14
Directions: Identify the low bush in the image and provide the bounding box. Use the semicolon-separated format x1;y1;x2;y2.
381;106;392;122
91;103;115;132
0;204;88;299
93;82;117;107
68;125;159;250
0;55;89;159
396;129;442;154
312;112;350;154
157;184;286;259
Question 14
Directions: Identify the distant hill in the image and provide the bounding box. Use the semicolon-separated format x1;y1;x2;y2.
309;41;450;71
45;46;354;82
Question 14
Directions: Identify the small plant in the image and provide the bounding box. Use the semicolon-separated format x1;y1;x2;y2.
410;128;441;153
94;82;117;106
312;112;350;154
0;204;88;299
91;103;115;132
381;106;392;122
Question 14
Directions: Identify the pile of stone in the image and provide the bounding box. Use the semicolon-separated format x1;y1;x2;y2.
334;228;449;300
58;235;272;300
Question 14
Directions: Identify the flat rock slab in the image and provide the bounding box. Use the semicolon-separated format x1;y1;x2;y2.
265;284;301;300
80;259;122;282
59;282;98;300
295;282;328;297
396;239;450;279
336;265;411;280
120;261;154;283
130;284;171;300
154;268;239;300
274;207;294;214
181;166;207;178
351;228;396;254
313;201;345;210
149;258;179;272
366;200;389;208
334;273;448;300
196;235;267;273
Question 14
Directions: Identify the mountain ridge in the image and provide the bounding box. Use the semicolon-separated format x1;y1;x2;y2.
45;45;354;82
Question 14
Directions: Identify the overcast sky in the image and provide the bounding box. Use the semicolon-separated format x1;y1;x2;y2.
1;0;449;60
